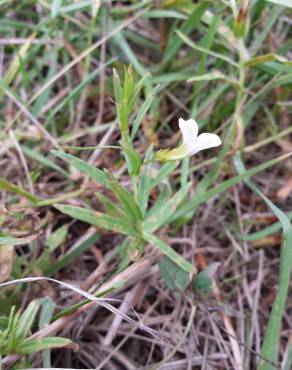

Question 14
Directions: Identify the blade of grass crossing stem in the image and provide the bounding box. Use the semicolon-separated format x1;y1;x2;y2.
143;232;194;273
233;153;292;369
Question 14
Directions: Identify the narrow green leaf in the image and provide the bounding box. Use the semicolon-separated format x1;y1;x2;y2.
238;211;292;241
0;33;35;99
17;337;77;354
54;204;137;236
51;150;109;187
137;146;154;216
130;86;158;141
15;301;39;341
245;53;292;67
144;232;194;273
44;230;100;276
122;143;141;176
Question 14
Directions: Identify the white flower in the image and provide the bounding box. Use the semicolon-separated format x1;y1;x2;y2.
155;118;221;162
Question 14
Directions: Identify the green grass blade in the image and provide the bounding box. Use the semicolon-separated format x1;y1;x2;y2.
173;153;292;220
234;153;292;369
162;1;210;66
238;211;292;241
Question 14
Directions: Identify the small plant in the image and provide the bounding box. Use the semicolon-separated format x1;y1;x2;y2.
0;300;77;362
53;67;222;275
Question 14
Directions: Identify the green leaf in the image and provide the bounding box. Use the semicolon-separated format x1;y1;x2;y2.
130;85;159;142
113;68;122;105
158;256;190;292
238;211;292;241
245;53;292;67
265;0;292;8
104;170;142;221
54;204;137;236
51;150;109;187
192;262;220;296
17;337;77;354
122;142;142;176
46;225;68;252
51;0;62;18
144;232;194;273
143;182;191;233
0;34;35;99
15;301;39;341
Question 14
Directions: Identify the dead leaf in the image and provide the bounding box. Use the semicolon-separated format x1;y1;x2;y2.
277;177;292;200
0;245;14;283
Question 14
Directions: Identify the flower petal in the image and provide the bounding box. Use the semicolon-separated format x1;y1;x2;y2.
178;118;198;153
189;133;221;155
